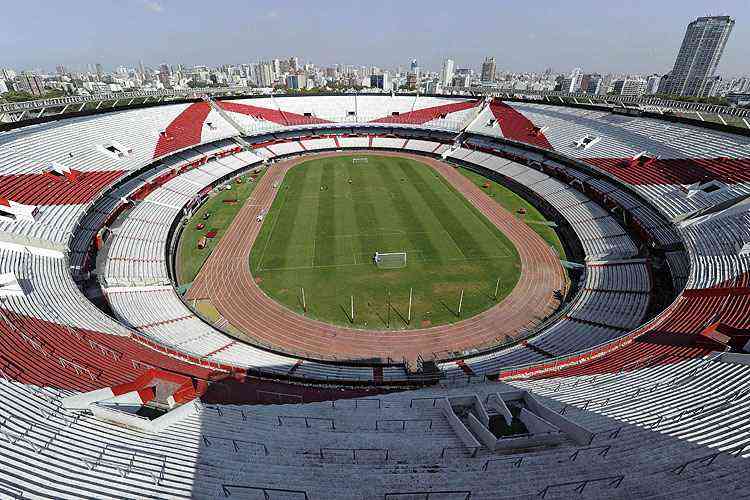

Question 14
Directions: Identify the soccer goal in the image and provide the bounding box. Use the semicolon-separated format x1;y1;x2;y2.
352;157;369;164
374;251;407;269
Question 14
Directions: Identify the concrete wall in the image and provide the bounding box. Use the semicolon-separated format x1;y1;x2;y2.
447;394;489;427
519;408;559;434
466;412;498;450
718;352;750;366
494;431;565;450
91;405;153;432
486;393;513;426
437;398;481;450
525;393;593;445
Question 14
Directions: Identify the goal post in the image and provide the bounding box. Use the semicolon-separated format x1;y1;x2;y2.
352;157;369;164
374;251;407;269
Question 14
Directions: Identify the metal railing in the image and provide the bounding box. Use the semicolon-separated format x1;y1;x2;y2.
375;419;433;431
4;88;749;119
537;475;625;498
277;415;335;430
221;484;309;499
201;435;268;455
385;491;471;500
319;447;390;462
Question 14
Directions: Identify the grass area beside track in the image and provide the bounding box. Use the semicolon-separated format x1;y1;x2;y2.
458;167;566;258
177;169;265;284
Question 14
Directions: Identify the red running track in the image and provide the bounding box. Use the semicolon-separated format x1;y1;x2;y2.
187;152;567;363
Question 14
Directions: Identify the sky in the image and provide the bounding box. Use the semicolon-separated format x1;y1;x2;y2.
1;0;749;76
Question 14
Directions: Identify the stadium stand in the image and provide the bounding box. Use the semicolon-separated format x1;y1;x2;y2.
1;94;750;497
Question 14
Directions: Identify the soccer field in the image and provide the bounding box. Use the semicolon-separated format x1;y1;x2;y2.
249;155;522;329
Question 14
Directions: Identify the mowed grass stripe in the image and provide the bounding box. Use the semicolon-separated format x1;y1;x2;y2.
314;163;337;265
376;159;443;262
257;167;316;270
285;166;321;267
427;166;517;260
398;160;493;259
348;159;383;259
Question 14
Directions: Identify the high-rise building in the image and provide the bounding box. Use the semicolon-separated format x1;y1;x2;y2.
613;78;648;97
408;59;420;81
645;74;662;95
480;57;496;83
452;68;472;88
370;73;391;91
1;68;17;81
440;58;455;85
158;63;171;86
16;72;44;96
664;16;735;97
580;74;602;94
286;73;307;90
406;73;418;89
597;74;615;95
95;63;103;80
571;68;583;92
258;61;275;87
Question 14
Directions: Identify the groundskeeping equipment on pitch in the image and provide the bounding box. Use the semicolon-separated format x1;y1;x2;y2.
374;251;407;269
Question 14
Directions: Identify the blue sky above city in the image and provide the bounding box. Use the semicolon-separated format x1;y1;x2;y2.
2;0;749;74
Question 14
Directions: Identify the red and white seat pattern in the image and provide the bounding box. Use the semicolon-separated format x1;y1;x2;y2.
0;96;749;498
216;95;481;131
468;100;750;221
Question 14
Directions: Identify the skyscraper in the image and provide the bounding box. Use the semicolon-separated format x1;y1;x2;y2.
645;74;662;95
480;57;496;83
664;16;735;97
17;72;44;96
409;59;420;80
566;67;583;93
258;61;275;87
613;78;648;97
158;63;171;86
440;58;455;85
370;73;391;91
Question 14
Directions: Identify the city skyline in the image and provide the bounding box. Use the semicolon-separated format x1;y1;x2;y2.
3;0;750;76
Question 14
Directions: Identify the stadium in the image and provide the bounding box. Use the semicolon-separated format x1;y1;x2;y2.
1;88;750;499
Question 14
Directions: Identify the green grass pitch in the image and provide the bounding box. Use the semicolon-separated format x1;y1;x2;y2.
248;155;523;329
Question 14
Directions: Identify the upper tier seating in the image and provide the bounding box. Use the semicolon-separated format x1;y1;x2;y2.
0;105;240;248
467;100;750;221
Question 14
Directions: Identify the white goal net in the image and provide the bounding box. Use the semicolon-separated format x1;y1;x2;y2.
352;157;369;164
374;252;407;269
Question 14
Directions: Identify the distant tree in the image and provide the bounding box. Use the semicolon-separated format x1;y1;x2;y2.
1;91;35;102
0;89;68;103
652;93;729;106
